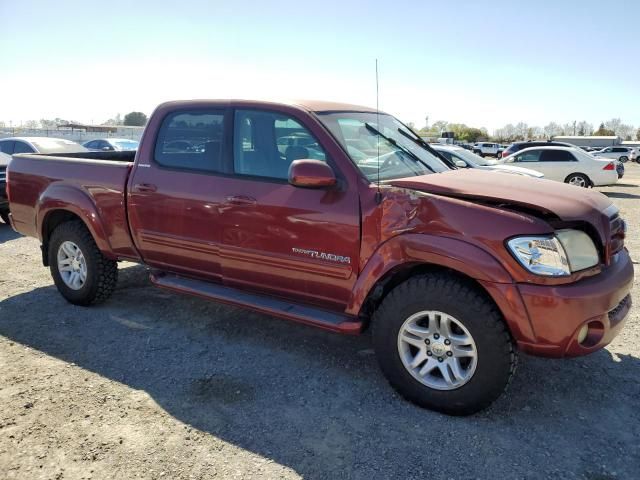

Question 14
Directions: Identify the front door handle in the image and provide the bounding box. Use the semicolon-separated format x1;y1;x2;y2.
134;183;157;193
225;195;257;206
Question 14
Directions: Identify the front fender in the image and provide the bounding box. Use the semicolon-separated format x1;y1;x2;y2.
347;233;537;343
37;184;115;258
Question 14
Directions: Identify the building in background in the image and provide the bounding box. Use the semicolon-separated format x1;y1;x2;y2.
551;135;621;148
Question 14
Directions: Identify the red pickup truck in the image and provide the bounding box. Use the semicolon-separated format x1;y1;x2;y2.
6;100;633;415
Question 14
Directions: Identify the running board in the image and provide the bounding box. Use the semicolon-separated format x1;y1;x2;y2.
149;272;362;335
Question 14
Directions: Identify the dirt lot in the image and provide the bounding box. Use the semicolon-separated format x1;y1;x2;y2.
1;167;639;480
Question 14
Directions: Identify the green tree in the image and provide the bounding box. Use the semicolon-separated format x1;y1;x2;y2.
593;122;615;136
637;128;640;141
123;112;148;126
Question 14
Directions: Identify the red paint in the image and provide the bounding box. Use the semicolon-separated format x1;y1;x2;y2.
7;99;634;358
288;159;337;188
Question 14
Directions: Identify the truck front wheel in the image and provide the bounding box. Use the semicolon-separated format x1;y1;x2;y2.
372;273;517;415
49;220;118;306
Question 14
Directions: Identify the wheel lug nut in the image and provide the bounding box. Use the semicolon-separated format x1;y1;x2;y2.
446;351;453;357
438;357;443;362
433;334;440;340
444;339;451;345
425;339;430;345
427;351;432;356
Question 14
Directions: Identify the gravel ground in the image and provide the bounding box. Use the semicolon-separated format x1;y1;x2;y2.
1;167;639;480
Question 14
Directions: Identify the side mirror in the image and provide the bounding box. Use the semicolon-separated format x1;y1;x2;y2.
288;159;336;188
455;159;467;168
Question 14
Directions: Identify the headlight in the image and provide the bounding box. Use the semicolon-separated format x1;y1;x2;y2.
555;229;599;271
507;236;570;276
507;230;598;276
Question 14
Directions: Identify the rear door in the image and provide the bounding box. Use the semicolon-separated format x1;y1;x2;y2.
127;108;229;280
217;108;361;310
538;149;579;180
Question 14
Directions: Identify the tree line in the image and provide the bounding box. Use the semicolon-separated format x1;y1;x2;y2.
417;118;639;143
0;112;148;130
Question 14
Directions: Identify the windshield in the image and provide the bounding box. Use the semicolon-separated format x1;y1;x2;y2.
317;112;450;181
30;139;88;154
114;140;139;150
450;148;496;166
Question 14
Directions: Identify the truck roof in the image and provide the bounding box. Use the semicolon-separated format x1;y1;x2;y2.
156;99;380;114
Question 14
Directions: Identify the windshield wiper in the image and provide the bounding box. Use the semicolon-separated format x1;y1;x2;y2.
397;127;458;170
364;123;434;173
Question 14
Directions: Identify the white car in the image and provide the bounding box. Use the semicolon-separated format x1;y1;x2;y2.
501;146;618;187
0;137;87;155
592;146;635;163
472;142;499;157
432;145;544;178
83;138;140;151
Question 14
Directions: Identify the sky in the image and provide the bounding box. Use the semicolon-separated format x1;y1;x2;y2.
1;0;639;132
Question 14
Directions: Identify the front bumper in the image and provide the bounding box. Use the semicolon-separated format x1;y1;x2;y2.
515;249;634;357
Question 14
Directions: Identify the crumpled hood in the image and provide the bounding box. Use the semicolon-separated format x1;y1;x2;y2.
389;169;614;224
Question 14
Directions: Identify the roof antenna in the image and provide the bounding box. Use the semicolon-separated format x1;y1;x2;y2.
375;59;382;205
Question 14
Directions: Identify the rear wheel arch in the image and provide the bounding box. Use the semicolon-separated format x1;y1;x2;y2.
564;172;591;187
41;209;111;266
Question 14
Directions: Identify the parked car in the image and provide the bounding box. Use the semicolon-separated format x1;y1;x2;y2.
499;140;575;159
432;145;543;178
592;146;635;163
7;99;632;416
83;138;140;152
0;137;87;155
472;142;499;157
501;146;618;187
0;152;9;224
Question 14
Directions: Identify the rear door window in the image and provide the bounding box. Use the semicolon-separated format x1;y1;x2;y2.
540;150;575;162
155;110;226;173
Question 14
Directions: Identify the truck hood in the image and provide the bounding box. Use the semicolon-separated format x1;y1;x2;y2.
388;169;614;223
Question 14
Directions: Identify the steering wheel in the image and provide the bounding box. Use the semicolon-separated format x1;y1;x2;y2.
380;150;404;171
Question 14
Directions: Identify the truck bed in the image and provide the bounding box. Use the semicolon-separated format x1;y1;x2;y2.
8;152;139;260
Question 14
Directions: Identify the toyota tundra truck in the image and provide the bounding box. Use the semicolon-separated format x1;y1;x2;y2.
6;100;633;415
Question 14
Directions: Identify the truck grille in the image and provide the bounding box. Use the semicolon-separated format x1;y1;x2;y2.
609;213;625;256
0;166;6;183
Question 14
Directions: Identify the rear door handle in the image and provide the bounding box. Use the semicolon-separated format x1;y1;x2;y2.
134;183;157;193
225;195;257;206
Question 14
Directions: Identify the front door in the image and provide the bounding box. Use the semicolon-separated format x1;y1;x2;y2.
218;108;361;310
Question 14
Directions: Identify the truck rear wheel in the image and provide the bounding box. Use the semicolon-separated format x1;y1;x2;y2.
372;272;517;415
49;220;118;306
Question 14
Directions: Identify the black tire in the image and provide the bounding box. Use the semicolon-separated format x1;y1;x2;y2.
372;272;517;416
48;220;118;306
619;156;628;163
564;173;590;188
0;211;9;225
